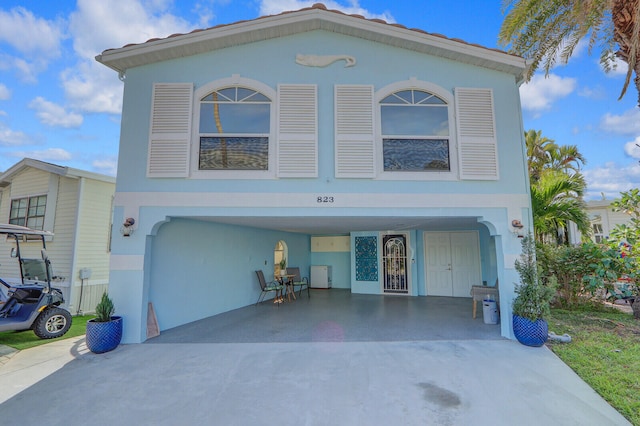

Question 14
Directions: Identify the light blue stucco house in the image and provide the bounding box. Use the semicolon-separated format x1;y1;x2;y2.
97;4;530;344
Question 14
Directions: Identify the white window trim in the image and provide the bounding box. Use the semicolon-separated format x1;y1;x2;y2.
374;78;458;181
44;174;57;234
190;75;277;179
9;194;47;228
8;190;54;242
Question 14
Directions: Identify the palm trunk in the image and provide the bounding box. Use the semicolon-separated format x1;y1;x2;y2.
632;298;640;319
636;61;640;107
212;92;228;168
612;0;640;106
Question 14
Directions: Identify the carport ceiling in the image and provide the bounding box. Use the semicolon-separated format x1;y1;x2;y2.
189;216;481;235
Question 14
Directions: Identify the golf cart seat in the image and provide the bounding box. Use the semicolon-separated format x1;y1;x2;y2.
0;297;22;318
9;286;42;303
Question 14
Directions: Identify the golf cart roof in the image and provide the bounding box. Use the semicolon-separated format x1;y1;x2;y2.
0;224;53;237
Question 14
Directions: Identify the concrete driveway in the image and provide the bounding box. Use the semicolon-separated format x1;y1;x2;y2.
0;290;631;425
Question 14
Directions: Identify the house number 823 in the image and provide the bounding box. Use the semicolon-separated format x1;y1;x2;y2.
317;196;334;203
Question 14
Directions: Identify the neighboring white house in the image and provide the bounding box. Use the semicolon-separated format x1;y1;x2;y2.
568;199;633;244
97;4;531;343
0;158;115;314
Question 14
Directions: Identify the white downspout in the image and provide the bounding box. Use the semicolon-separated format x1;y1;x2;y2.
69;176;85;314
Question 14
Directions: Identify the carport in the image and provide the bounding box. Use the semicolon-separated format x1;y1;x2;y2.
142;215;506;343
145;289;502;344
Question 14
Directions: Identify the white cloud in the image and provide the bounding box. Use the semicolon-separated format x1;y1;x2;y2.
12;148;72;162
584;162;640;200
192;1;222;27
578;85;607;100
29;97;83;128
92;157;118;176
0;7;65;81
63;0;198;115
69;0;194;60
601;108;640;136
0;54;51;85
520;73;576;112
543;37;589;70
624;136;640;159
0;84;10;100
604;57;628;77
61;63;124;114
0;7;64;57
0;123;35;146
258;0;394;21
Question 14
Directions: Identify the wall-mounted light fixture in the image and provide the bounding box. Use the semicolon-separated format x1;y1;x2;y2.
511;219;524;238
120;217;136;237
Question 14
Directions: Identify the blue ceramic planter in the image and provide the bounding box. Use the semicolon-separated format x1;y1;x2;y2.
512;314;548;347
86;316;123;354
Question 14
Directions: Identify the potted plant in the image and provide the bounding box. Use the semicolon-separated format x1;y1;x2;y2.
86;292;123;354
512;235;556;347
279;258;287;276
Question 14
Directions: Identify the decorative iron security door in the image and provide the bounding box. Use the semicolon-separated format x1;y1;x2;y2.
383;234;408;294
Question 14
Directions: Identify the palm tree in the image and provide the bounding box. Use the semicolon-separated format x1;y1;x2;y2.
499;0;640;106
212;92;228;169
525;130;586;180
524;129;589;242
548;144;587;175
525;129;557;182
531;169;591;243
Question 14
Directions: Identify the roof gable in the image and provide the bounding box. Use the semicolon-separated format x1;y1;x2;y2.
96;3;526;80
0;158;116;185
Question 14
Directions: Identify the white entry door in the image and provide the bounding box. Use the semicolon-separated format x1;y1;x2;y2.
425;231;481;297
425;233;453;296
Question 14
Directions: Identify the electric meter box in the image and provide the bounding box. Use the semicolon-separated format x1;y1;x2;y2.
79;268;92;279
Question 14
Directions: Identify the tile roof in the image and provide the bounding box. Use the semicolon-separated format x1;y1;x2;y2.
96;3;525;78
107;3;512;58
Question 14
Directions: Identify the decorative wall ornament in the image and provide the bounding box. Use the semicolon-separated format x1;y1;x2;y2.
295;54;356;68
511;219;525;238
355;236;378;282
120;217;136;237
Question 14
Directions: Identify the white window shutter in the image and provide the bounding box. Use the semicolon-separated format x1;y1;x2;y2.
454;88;498;180
147;83;193;178
335;85;375;178
277;84;318;178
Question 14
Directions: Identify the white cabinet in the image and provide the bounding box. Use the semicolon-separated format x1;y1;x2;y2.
311;265;332;288
311;236;350;252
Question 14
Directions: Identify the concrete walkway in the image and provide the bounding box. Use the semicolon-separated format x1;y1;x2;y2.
0;291;631;425
0;344;17;367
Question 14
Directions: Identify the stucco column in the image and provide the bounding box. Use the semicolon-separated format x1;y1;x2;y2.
109;206;149;343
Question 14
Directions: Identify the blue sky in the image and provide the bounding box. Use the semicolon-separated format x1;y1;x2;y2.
1;0;638;200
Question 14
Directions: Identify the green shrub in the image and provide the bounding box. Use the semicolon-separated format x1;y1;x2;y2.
94;292;115;322
513;235;556;321
537;242;601;306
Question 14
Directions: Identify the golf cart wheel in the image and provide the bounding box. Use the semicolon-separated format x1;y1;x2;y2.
33;307;72;339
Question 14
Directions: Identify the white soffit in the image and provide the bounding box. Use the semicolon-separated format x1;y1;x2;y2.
189;215;483;235
96;6;526;79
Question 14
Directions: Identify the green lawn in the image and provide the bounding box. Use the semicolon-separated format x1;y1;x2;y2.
546;307;640;426
0;315;92;351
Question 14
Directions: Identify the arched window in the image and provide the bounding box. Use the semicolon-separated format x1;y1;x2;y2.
198;86;271;171
274;240;288;276
380;89;451;172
